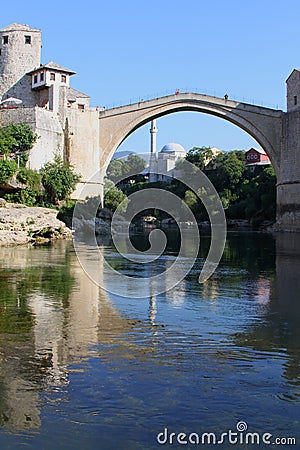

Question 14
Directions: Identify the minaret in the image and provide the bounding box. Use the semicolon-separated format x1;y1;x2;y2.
149;119;157;182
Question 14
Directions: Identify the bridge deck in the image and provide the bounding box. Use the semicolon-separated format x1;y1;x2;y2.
99;92;282;118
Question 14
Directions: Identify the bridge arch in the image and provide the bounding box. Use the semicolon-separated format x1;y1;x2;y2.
99;94;283;176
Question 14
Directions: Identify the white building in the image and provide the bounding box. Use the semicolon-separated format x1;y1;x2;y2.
148;120;187;182
149;142;187;182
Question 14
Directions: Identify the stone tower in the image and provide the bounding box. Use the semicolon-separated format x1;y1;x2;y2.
0;23;41;100
286;69;300;112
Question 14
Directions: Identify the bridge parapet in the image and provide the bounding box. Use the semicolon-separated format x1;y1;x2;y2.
99;92;282;118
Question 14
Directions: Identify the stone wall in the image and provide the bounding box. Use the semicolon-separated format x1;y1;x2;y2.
2;74;39;107
276;110;300;231
66;108;103;200
32;108;64;168
0;107;64;170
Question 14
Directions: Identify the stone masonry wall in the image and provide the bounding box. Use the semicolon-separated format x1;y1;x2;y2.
67;108;103;200
0;107;64;170
3;75;39;107
0;27;41;101
276;110;300;231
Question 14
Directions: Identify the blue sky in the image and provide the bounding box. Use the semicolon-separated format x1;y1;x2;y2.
1;0;299;154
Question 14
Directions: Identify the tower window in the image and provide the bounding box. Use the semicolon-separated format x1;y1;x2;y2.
40;72;44;81
50;73;55;81
25;35;31;44
2;36;8;44
0;49;1;56
61;74;66;83
294;95;298;105
34;74;38;84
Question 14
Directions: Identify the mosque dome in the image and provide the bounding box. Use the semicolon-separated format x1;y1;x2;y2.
160;142;186;154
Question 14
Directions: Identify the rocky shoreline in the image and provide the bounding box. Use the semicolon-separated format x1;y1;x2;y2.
0;199;278;247
0;200;72;246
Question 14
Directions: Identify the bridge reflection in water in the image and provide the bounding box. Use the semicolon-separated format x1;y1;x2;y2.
0;233;299;435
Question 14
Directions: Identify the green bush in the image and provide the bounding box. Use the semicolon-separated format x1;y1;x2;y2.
0;159;17;184
104;179;128;213
16;167;42;191
41;155;81;205
5;188;40;206
4;168;43;206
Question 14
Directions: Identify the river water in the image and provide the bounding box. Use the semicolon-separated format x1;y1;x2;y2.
0;231;299;449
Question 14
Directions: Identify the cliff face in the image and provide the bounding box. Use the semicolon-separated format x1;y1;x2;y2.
0;200;72;245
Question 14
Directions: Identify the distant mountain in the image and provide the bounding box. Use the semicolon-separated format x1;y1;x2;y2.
111;150;135;160
112;151;150;164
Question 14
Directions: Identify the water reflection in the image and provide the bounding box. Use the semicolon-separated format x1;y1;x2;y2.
0;232;299;447
232;233;300;401
0;242;140;431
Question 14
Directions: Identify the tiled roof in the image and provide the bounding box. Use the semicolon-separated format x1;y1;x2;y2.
0;23;40;32
247;147;267;155
67;87;90;99
28;61;76;75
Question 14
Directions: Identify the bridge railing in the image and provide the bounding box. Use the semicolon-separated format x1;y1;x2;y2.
101;87;282;111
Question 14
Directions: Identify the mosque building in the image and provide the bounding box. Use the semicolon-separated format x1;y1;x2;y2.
148;120;187;182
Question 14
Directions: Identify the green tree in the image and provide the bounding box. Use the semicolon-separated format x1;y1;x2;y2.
0;123;37;167
122;154;146;177
106;159;124;181
41;155;81;205
104;179;128;212
5;123;37;153
219;152;245;187
186;146;213;170
184;190;198;210
0;128;17;155
106;154;146;182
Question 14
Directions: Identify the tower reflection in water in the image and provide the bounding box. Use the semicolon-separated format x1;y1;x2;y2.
0;241;139;430
0;232;299;431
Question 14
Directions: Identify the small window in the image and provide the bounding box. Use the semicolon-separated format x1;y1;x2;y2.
0;49;1;56
61;74;66;83
25;35;31;44
40;72;44;82
34;74;38;84
2;36;8;45
294;95;298;106
50;73;55;81
78;104;85;110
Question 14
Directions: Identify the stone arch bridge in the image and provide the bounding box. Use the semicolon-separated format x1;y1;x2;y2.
73;92;300;232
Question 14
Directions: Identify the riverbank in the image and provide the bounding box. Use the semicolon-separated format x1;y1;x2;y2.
0;200;72;246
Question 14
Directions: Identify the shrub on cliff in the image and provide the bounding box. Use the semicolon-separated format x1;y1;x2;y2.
16;167;42;191
5;168;43;206
41;155;81;205
0;159;17;184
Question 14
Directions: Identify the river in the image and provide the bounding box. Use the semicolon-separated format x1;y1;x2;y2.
0;231;299;449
